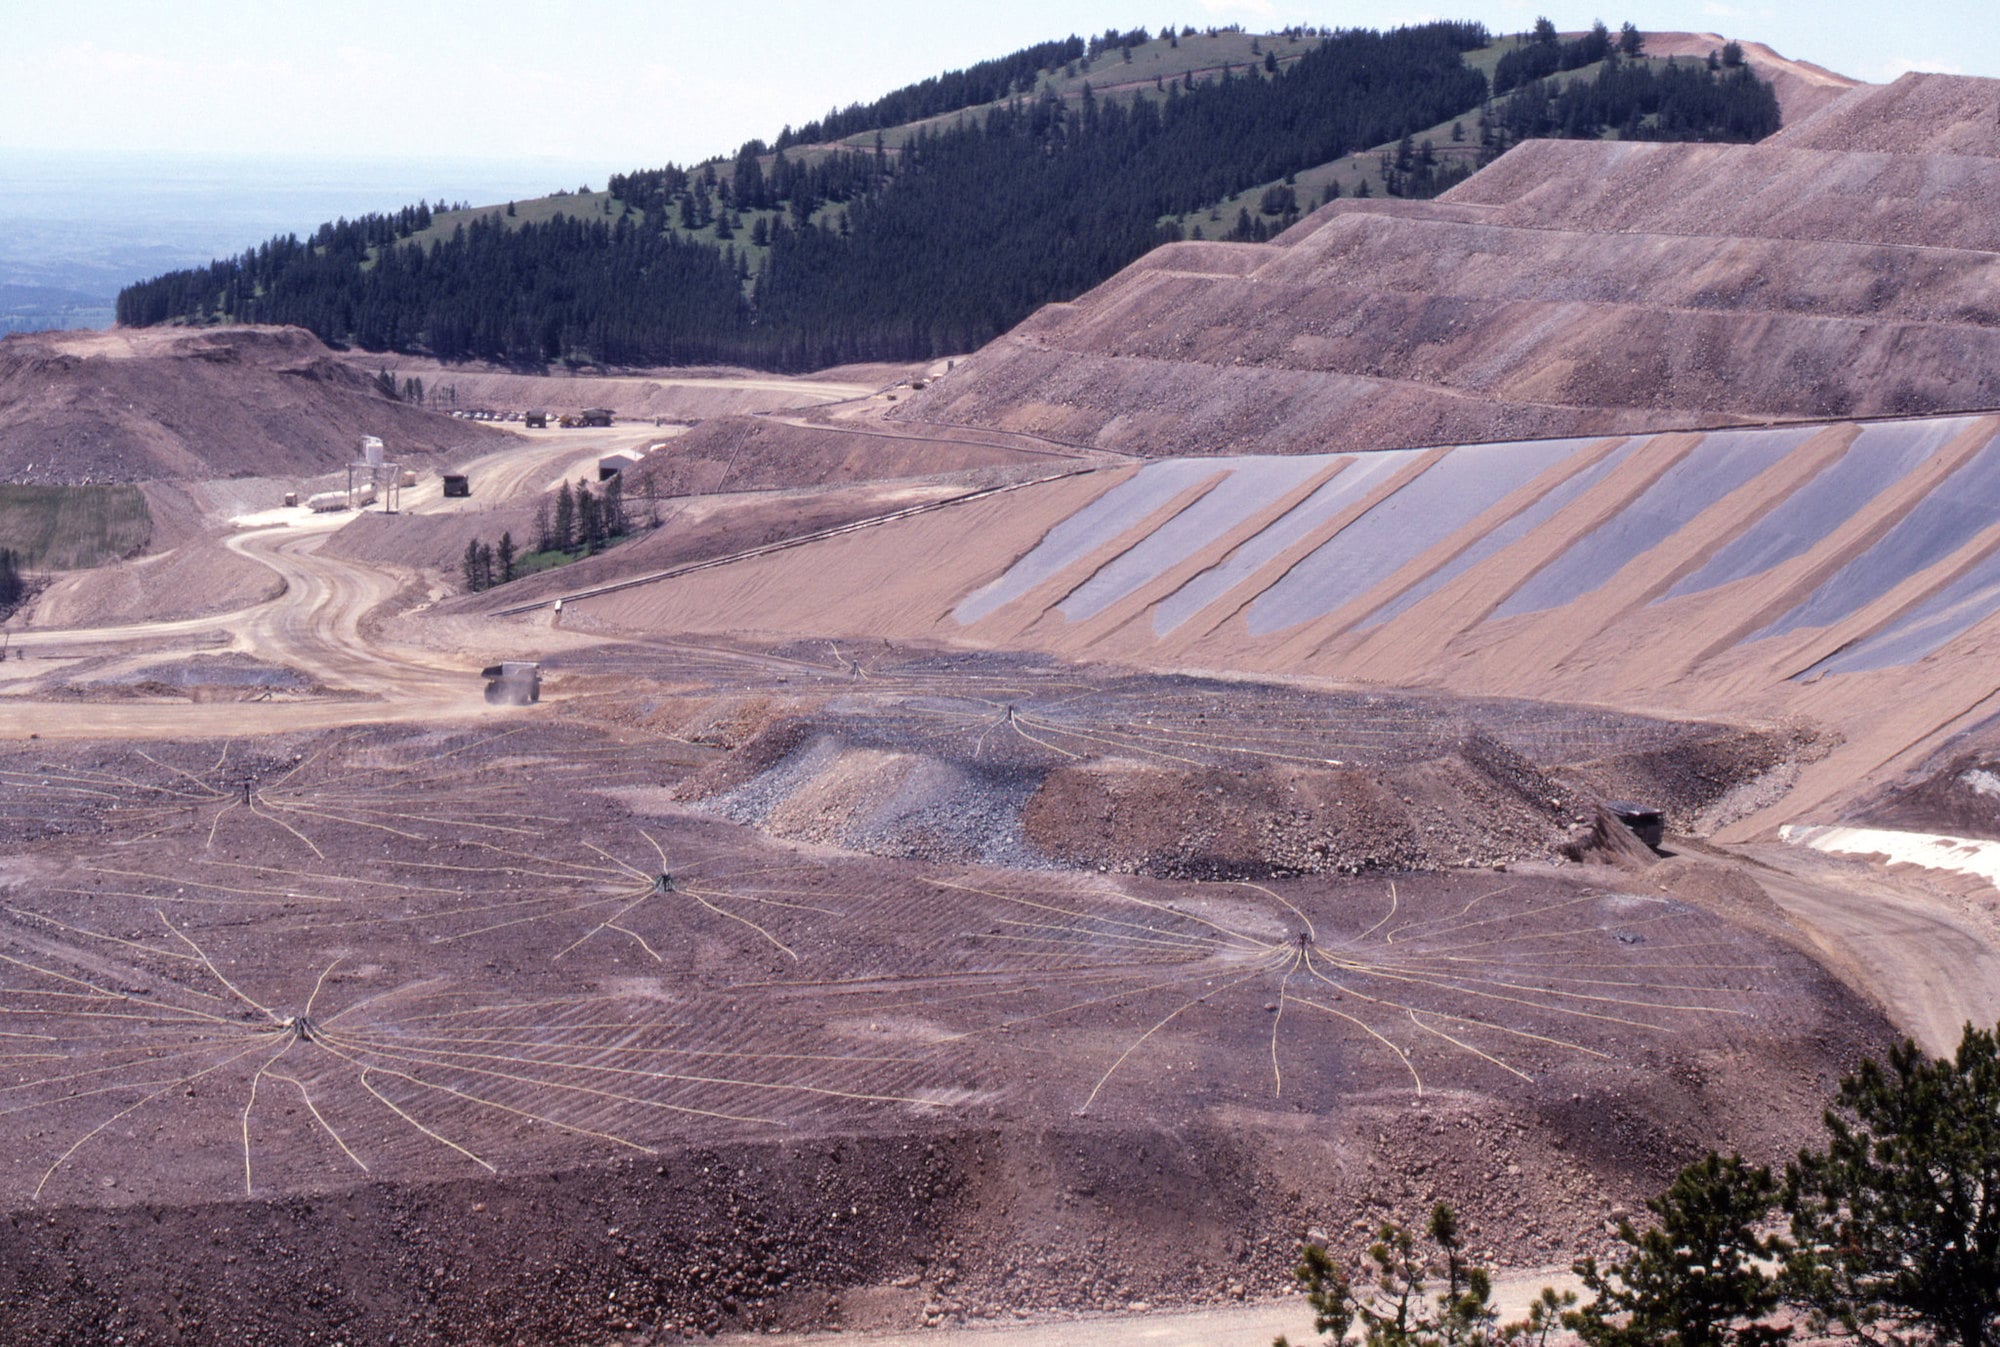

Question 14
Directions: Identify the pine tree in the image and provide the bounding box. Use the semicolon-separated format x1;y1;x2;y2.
1279;1204;1503;1346
1568;1153;1789;1347
602;474;626;537
497;531;516;583
0;547;22;609
1786;1022;2000;1347
553;481;575;552
121;20;1786;373
576;477;603;552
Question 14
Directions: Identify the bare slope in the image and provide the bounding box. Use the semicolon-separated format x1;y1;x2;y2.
1769;70;2000;154
898;73;2000;459
329;353;900;421
0;326;505;484
0;711;1885;1340
556;412;2000;851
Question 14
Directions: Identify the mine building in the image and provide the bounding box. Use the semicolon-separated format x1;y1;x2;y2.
598;453;638;480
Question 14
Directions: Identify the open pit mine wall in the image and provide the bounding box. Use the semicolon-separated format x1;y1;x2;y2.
568;413;2000;838
890;73;2000;462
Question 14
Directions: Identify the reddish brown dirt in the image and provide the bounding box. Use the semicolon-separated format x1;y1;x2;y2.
25;535;283;628
629;416;1063;496
569;646;1794;877
0;713;1887;1342
330;353;897;422
1770;70;2000;154
6;57;1988;1347
1846;701;2000;841
430;479;987;615
0;327;506;484
896;76;2000;460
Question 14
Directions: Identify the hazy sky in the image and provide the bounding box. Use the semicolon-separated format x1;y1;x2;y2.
5;1;1993;180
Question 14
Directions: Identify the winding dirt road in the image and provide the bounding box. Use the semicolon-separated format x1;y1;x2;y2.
1;414;1996;1074
0;428;658;737
749;1269;1586;1347
1737;842;2000;1054
0;515;475;736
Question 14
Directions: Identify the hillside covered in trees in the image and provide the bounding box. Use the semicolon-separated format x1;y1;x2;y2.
118;21;1782;371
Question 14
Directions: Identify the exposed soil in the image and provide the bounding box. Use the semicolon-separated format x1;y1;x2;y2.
7;59;1998;1347
448;479;995;616
0;719;1888;1342
1771;70;2000;155
329;353;898;423
897;75;2000;461
0;327;506;484
1849;712;2000;841
561;646;1792;878
629;416;1064;497
25;534;284;628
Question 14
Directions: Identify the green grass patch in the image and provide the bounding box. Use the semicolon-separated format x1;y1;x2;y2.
401;190;633;251
513;547;578;577
506;534;640;580
823;30;1304;156
1163;49;1681;236
0;484;152;570
369;28;1678;298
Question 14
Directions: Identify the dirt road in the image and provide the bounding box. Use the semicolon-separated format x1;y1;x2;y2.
1739;842;2000;1054
742;1270;1584;1347
0;423;677;736
3;407;1997;1072
412;425;673;510
0;513;479;736
750;1303;1301;1347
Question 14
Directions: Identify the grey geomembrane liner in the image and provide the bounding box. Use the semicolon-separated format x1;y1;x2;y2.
1663;417;1975;602
1243;438;1597;637
1357;436;1645;630
1151;449;1422;634
954;458;1249;624
1059;456;1333;621
1754;421;2000;642
1493;426;1818;620
1799;547;2000;678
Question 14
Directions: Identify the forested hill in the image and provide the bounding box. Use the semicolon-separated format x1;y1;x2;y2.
117;21;1782;372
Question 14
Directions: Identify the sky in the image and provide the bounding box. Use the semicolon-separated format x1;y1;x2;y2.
4;1;1993;185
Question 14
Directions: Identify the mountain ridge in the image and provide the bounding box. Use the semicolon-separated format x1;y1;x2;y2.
114;22;1789;372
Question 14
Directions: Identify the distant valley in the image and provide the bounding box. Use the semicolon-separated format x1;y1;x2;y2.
0;151;587;336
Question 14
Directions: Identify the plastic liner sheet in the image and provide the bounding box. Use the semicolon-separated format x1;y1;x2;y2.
1058;456;1333;621
954;457;1269;624
1798;546;2000;678
1754;421;2000;643
1357;436;1645;630
1663;417;1975;602
1241;437;1600;637
1148;449;1423;635
1492;426;1817;620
